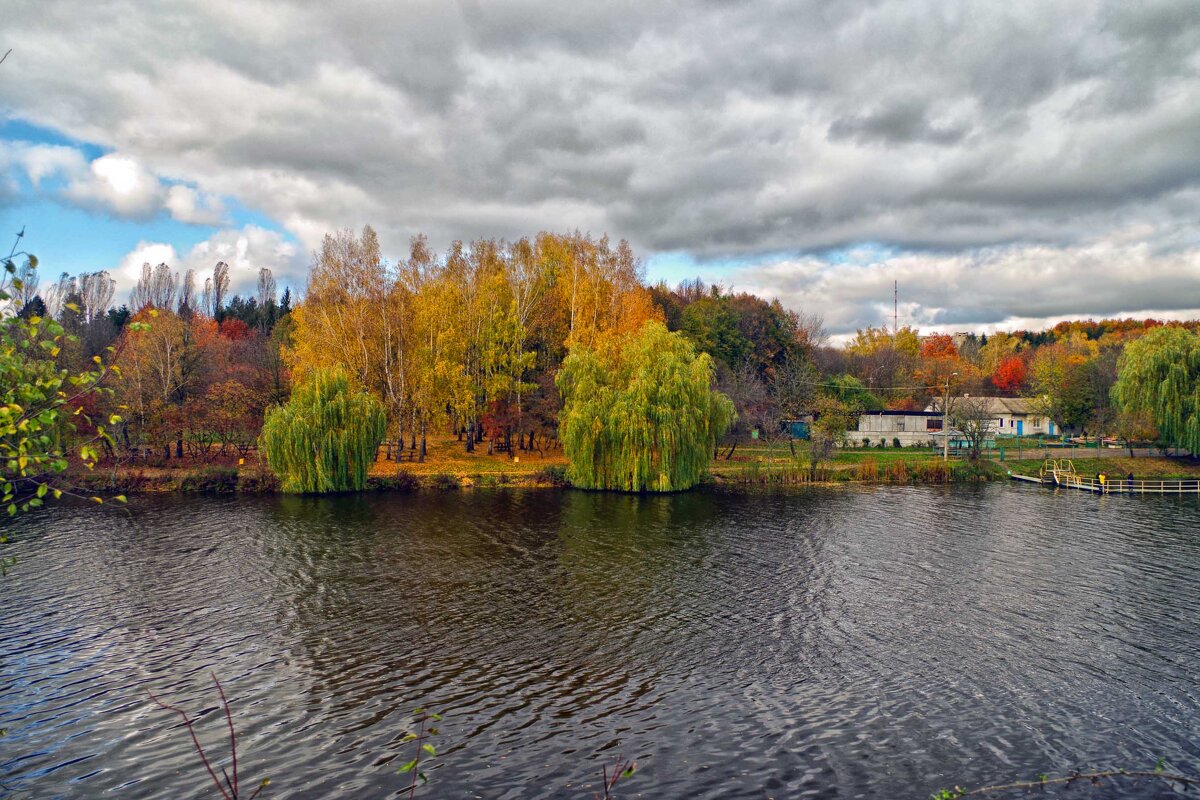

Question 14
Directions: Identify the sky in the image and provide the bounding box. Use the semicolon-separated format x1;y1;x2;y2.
1;0;1199;337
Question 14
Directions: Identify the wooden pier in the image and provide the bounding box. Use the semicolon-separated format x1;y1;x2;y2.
1009;459;1200;495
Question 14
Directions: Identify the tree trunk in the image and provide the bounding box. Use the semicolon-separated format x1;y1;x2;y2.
465;421;475;453
176;437;183;459
419;421;427;463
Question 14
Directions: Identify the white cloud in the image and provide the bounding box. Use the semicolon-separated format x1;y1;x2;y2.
716;231;1200;336
1;141;228;225
165;184;227;226
1;0;1199;330
62;153;162;218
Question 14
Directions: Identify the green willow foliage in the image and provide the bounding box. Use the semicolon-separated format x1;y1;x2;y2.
260;368;386;493
1113;326;1200;453
556;321;735;492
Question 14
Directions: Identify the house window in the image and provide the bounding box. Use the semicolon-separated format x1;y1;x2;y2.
896;420;905;431
927;418;943;431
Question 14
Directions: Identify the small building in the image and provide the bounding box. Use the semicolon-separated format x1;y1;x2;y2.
924;397;1057;437
782;417;812;440
848;410;943;447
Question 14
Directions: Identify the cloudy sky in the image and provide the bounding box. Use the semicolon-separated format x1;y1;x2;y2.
2;0;1198;335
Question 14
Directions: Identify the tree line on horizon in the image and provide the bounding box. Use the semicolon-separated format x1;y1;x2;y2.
6;226;1200;490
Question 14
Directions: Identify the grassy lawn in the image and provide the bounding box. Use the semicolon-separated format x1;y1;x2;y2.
369;435;951;483
707;440;950;482
369;432;566;479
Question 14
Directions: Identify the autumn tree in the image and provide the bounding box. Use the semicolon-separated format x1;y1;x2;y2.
806;395;855;478
1029;335;1101;433
991;355;1028;394
845;325;921;403
557;321;734;491
289;226;410;435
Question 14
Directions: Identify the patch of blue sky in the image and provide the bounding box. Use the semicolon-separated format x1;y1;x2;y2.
0;200;213;274
2;119;298;274
1;195;296;277
0;118;106;160
646;241;907;287
815;241;900;265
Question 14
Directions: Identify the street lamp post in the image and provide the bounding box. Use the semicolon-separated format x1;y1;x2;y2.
942;371;958;462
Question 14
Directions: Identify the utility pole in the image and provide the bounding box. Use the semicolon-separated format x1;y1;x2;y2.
942;371;958;462
894;280;898;335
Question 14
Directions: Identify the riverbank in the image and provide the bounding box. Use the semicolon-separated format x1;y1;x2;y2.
63;434;1200;495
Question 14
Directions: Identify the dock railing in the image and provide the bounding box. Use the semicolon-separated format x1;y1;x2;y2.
1029;458;1200;494
1055;472;1200;495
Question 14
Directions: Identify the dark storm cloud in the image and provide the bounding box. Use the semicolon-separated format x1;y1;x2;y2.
828;100;971;146
1;0;1199;329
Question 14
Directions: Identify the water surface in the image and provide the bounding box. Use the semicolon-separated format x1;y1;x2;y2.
3;484;1200;798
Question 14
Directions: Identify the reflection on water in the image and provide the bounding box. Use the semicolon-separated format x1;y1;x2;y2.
3;485;1200;798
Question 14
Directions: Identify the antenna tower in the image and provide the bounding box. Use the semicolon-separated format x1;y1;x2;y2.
893;280;898;335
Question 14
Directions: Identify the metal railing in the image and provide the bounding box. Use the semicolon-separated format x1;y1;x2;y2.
1056;474;1200;495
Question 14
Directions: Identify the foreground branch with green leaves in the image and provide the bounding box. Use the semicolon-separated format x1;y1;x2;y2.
2;232;126;573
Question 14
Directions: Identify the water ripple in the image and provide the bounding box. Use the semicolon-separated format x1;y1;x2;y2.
3;486;1200;798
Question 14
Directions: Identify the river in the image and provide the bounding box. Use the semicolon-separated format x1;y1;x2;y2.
3;484;1200;799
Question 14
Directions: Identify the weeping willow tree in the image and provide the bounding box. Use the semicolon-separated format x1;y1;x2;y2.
556;321;735;492
1112;326;1200;453
260;368;386;493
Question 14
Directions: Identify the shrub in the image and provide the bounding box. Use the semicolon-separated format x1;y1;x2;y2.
533;464;570;486
893;437;902;448
431;473;460;491
364;472;419;493
178;466;238;494
237;467;281;494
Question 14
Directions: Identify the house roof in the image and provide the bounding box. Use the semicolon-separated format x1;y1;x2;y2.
925;396;1041;415
859;409;941;417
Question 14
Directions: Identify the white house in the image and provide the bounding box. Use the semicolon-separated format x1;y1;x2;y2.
848;410;944;447
924;397;1057;437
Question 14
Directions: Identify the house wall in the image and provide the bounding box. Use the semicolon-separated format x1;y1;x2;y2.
990;414;1055;436
848;414;940;446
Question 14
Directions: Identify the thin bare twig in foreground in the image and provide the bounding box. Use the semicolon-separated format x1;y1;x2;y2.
147;672;267;800
936;768;1200;798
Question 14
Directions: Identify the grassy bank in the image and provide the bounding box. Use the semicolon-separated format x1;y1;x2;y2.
66;435;1197;495
706;441;1005;485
